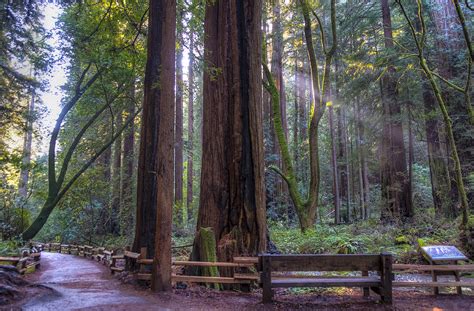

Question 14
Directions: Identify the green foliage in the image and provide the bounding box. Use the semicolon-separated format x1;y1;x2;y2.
0;238;22;256
270;210;459;263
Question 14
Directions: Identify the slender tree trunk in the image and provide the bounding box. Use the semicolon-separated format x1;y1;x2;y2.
271;0;287;202
344;107;351;222
192;0;266;265
175;6;184;219
120;84;135;236
18;90;35;199
99;140;112;235
293;55;299;168
134;0;175;293
379;0;412;222
355;99;366;220
407;101;414;213
328;101;341;224
110;110;122;235
186;31;194;223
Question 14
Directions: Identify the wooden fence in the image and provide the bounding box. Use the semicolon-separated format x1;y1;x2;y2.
36;245;474;290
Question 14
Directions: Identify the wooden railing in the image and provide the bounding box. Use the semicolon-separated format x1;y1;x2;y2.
39;242;257;285
37;245;474;290
0;244;42;274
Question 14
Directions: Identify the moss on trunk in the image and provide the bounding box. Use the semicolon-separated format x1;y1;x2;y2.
198;227;222;290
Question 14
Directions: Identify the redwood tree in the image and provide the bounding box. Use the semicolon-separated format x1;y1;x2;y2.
192;0;266;262
379;0;412;222
133;0;175;292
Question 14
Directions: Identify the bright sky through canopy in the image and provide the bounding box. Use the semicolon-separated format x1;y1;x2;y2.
40;4;67;153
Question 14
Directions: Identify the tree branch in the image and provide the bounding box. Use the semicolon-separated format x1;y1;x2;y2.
55;107;141;204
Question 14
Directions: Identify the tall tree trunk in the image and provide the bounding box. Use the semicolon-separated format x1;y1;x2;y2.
270;0;287;203
120;84;135;236
379;0;412;222
328;101;341;224
355;99;366;220
293;54;299;168
424;86;454;217
407;101;414;214
18;90;35;200
175;6;184;219
335;57;350;222
428;0;473;208
298;0;337;228
134;0;175;292
186;31;194;223
110;110;122;235
98;137;112;235
193;0;266;265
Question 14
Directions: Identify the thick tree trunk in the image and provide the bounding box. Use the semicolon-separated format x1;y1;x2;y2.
193;0;266;264
120;85;135;236
186;32;194;223
134;0;175;292
379;0;412;222
175;7;184;217
18;90;35;200
110;110;122;235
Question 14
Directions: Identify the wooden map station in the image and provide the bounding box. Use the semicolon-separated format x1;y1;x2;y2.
421;245;468;295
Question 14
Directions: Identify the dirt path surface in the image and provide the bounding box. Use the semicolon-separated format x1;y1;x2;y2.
17;252;474;310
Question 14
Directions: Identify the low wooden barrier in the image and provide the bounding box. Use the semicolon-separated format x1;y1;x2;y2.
393;263;474;291
41;244;474;293
0;246;42;275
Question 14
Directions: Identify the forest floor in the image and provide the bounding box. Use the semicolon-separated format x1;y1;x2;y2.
7;252;474;310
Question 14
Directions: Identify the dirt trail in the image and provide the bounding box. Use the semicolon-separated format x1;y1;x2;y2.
22;252;168;310
19;252;474;310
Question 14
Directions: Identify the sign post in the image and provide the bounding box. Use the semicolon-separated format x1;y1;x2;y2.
421;245;468;295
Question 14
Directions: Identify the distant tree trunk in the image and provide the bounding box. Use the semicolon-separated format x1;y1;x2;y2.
271;0;287;202
98;137;112;235
18;90;35;199
335;58;349;222
379;0;412;222
192;0;266;265
293;54;299;167
428;0;473;208
110;110;122;235
355;99;366;220
175;6;184;220
120;84;135;236
328;101;341;224
134;0;175;293
407;101;414;211
298;47;307;145
186;32;194;223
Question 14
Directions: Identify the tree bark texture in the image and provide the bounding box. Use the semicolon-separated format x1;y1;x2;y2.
186;31;194;223
194;0;266;264
379;0;412;222
175;6;184;212
133;0;175;292
120;85;136;235
110;110;122;235
18;90;35;200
